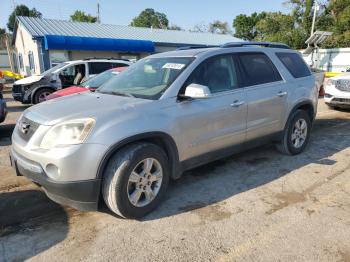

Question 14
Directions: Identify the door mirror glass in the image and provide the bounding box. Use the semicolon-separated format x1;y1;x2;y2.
184;83;211;99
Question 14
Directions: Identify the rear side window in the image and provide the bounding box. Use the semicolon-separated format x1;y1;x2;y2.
238;53;282;87
111;62;129;68
89;62;114;74
276;52;311;78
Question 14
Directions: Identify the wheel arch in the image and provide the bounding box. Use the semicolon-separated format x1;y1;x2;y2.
286;100;315;127
96;132;181;180
31;86;56;102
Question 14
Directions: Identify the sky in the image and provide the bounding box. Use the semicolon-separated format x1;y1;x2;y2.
0;0;289;31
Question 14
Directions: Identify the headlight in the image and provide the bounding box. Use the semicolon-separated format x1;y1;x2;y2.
326;79;336;86
40;118;95;149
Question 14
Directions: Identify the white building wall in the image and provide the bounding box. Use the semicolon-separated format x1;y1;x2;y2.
14;23;42;76
303;48;350;72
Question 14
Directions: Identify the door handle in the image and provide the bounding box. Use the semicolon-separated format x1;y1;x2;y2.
277;91;288;97
230;100;245;107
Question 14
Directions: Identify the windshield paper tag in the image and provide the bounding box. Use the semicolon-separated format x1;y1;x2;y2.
162;63;186;70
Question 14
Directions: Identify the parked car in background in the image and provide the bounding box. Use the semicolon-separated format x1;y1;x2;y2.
0;75;4;99
311;68;325;96
12;59;132;104
324;73;350;108
45;67;128;101
0;84;7;123
10;42;318;218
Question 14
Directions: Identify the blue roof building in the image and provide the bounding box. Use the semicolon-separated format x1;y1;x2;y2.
12;16;241;75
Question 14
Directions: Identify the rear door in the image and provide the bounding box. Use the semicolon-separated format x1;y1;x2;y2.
176;54;247;161
237;52;288;140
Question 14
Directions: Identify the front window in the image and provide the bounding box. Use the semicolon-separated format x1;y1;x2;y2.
97;57;193;100
59;64;86;87
41;62;68;76
81;69;119;89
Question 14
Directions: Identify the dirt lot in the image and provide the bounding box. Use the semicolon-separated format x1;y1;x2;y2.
0;91;350;262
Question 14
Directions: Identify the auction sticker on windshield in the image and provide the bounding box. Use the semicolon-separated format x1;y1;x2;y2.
162;63;186;70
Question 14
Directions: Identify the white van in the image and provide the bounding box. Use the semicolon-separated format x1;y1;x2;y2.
12;58;132;104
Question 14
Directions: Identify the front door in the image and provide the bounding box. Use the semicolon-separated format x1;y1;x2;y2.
176;54;247;161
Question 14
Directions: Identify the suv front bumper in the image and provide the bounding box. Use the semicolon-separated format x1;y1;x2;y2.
10;147;101;211
324;84;350;107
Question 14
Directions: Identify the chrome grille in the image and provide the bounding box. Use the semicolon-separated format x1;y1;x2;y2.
12;84;23;93
335;80;350;92
17;116;40;142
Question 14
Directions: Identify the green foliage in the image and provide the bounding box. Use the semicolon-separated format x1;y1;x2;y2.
70;10;97;23
209;20;231;34
7;4;42;32
168;25;183;31
233;12;266;40
233;0;350;49
0;28;6;35
130;8;169;29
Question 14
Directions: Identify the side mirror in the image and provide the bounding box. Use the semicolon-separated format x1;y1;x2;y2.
183;84;211;99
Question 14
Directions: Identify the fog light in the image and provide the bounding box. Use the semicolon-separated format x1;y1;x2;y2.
46;164;60;180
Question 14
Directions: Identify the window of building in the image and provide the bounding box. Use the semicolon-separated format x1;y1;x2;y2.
238;52;282;87
18;54;24;70
276;52;311;78
28;51;35;73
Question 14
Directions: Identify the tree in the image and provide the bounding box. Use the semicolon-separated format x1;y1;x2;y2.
0;28;5;35
255;12;306;48
209;20;231;34
168;24;183;31
70;10;97;23
130;8;169;29
233;12;266;40
190;23;209;33
7;4;42;32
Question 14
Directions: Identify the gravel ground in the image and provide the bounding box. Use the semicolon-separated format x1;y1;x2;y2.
0;91;350;262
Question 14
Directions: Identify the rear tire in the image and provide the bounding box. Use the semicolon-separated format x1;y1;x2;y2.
276;110;311;155
102;143;170;219
33;88;53;104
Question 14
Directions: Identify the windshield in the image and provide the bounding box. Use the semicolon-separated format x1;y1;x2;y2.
41;63;69;76
81;69;119;89
97;57;193;100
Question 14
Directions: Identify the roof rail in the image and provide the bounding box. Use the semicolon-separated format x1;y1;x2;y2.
83;57;130;61
221;41;291;49
177;45;218;50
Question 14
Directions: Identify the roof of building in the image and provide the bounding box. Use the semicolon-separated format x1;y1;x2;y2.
16;16;241;46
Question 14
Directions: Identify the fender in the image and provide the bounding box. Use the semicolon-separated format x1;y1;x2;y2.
96;132;182;180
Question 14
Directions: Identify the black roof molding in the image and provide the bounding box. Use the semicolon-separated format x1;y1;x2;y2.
221;41;291;49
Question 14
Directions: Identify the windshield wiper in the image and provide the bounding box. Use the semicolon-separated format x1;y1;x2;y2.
96;90;134;97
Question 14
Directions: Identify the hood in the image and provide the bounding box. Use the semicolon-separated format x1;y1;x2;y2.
46;86;89;101
15;75;44;85
24;91;151;125
331;73;350;80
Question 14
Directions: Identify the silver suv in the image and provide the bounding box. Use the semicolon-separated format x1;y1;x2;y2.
10;42;318;218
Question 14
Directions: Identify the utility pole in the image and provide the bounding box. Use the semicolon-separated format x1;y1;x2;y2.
97;3;101;23
310;1;319;36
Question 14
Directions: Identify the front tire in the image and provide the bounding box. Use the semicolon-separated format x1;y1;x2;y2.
102;143;170;219
33;88;53;104
276;110;312;155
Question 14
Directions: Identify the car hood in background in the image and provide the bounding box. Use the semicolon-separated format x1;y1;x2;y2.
24;92;151;125
331;73;350;80
45;86;90;100
14;75;44;85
